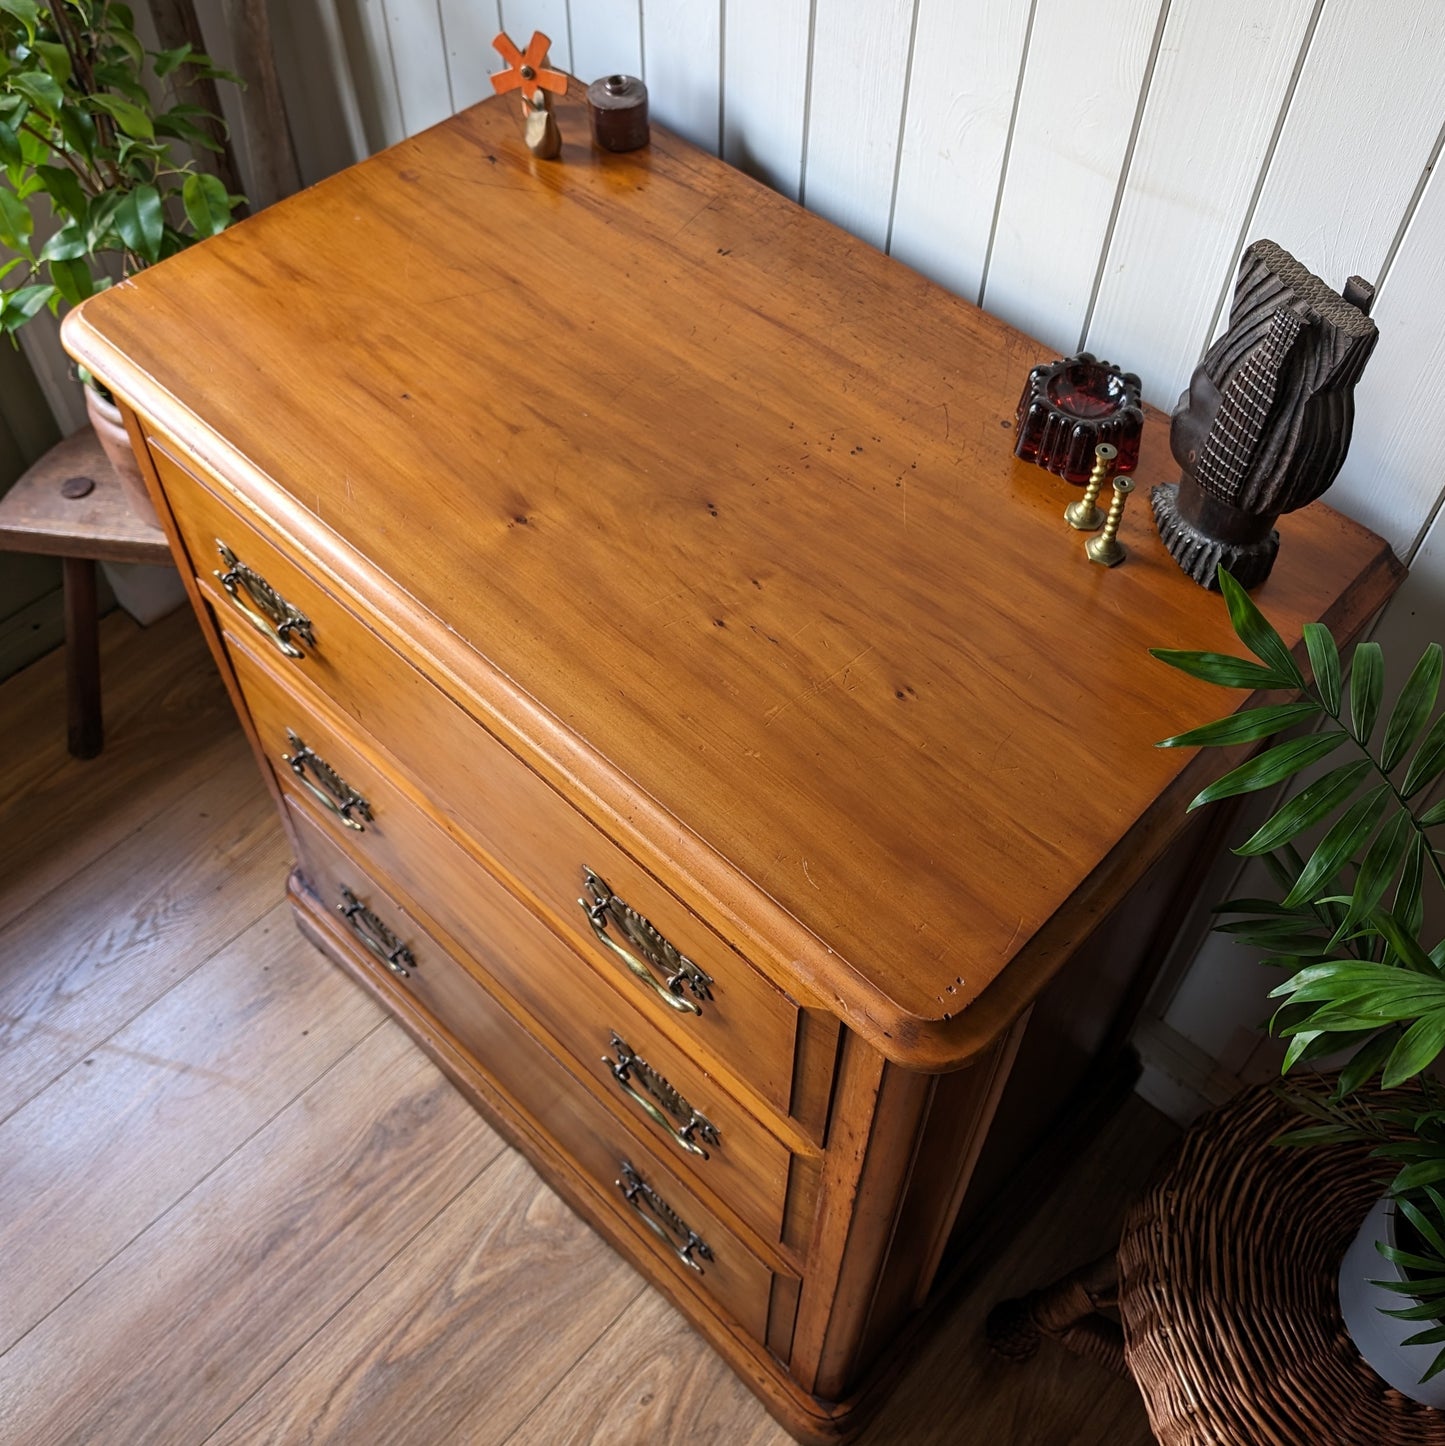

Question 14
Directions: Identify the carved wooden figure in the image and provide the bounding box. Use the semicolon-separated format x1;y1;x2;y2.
1151;239;1378;589
491;31;566;160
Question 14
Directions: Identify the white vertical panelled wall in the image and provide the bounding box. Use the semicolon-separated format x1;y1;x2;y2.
22;0;1445;1084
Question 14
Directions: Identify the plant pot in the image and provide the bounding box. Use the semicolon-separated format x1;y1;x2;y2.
1339;1194;1445;1407
84;382;161;531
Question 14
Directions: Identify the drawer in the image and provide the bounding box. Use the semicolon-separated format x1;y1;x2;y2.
287;800;791;1349
229;629;807;1250
152;437;824;1130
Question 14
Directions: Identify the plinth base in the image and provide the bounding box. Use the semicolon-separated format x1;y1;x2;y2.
1150;482;1279;590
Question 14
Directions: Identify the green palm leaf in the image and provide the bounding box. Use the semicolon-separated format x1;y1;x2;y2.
1218;568;1307;688
1382;644;1443;773
1188;732;1350;812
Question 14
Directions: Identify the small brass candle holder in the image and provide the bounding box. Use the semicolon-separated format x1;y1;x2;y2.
1086;476;1135;567
1065;443;1117;532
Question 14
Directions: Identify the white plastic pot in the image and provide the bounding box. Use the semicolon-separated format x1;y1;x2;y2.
1339;1194;1445;1407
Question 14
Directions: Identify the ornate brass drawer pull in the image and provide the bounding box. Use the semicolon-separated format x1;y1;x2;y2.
283;730;372;831
214;540;315;659
338;886;414;977
579;868;714;1017
615;1160;714;1274
603;1032;721;1159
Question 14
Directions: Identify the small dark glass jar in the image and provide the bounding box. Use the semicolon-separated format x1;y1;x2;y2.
1014;354;1143;484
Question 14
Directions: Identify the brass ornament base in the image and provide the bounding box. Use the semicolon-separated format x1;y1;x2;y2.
1065;442;1117;532
1150;481;1279;591
1085;475;1134;566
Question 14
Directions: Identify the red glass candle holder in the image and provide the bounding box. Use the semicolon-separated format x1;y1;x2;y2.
1014;354;1143;484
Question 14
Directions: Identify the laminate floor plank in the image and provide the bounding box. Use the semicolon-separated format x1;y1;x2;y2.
502;1287;789;1446
209;1149;646;1446
0;608;235;930
0;900;382;1351
508;1098;1170;1446
0;1022;503;1446
0;741;287;1120
0;617;1176;1446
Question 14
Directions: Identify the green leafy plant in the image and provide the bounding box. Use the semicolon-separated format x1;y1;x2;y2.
1155;566;1445;1379
0;0;242;337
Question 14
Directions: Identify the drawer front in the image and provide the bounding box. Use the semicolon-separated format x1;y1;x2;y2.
229;630;802;1249
152;437;816;1127
287;801;787;1346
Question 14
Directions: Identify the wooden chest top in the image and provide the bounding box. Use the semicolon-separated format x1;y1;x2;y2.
64;86;1401;1068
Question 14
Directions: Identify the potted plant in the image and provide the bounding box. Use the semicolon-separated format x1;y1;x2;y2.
1154;567;1445;1401
0;0;241;524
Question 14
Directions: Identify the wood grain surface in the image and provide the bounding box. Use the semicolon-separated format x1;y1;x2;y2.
0;428;171;564
0;733;284;1117
0;614;1163;1444
63;87;1402;1070
0;609;242;931
0;900;379;1350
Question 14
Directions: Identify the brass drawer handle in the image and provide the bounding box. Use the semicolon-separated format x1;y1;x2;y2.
603;1032;721;1160
214;539;315;659
283;730;373;831
338;886;414;977
579;868;714;1017
615;1160;714;1274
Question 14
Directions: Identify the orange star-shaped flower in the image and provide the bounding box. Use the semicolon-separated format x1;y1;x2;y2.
490;31;567;103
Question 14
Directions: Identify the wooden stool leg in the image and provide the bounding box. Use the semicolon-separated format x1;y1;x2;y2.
63;556;103;759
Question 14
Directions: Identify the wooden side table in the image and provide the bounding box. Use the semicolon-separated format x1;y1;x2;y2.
0;428;170;757
990;1087;1445;1445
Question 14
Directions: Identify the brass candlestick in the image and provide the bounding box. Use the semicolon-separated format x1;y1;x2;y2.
1065;443;1117;531
1086;476;1135;567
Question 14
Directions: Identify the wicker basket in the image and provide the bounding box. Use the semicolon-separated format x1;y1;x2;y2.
1119;1086;1445;1445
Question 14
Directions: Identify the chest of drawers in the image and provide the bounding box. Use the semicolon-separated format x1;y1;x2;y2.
63;84;1401;1440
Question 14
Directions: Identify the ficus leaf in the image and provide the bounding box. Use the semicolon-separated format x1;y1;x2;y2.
1304;621;1342;714
113;183;163;264
153;44;193;79
0;283;54;328
0;1;40;37
1188;731;1350;812
0;184;31;247
1352;641;1385;744
1218;567;1307;688
48;256;93;305
9;69;61;119
181;171;231;237
87;91;154;140
1156;700;1320;750
35;163;86;222
1382;643;1443;773
29;40;70;87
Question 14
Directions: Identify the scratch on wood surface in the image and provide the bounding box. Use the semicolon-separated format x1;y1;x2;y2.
801;858;820;890
674;198;714;237
1002;917;1025;957
764;645;875;726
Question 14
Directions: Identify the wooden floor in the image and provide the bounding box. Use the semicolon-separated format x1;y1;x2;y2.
0;608;1175;1445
